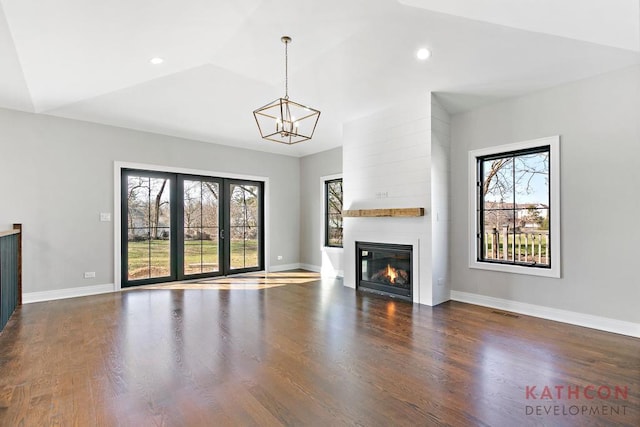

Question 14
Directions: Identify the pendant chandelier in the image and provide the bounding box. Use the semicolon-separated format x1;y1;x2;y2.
253;36;320;145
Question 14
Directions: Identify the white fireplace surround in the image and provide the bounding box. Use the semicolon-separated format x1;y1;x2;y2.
344;215;433;304
354;236;421;302
342;94;451;306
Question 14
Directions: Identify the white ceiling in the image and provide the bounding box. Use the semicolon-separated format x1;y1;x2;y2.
1;0;639;157
399;0;640;51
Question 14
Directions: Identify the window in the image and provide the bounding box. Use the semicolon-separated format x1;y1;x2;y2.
325;178;343;247
468;136;560;278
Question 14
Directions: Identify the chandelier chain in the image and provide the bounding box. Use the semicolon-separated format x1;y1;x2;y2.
284;39;289;99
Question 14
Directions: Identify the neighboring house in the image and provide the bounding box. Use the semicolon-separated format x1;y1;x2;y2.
516;204;548;229
482;202;548;231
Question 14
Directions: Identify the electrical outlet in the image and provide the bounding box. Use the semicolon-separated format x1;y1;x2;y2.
375;191;389;199
437;278;444;287
84;272;96;279
277;255;283;260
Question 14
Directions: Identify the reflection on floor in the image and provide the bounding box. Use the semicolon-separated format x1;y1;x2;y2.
1;272;638;425
131;270;322;290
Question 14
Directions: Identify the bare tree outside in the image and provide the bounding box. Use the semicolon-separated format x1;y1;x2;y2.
229;184;260;269
480;149;550;264
125;173;262;283
126;175;171;280
183;180;220;275
152;179;168;239
326;179;343;247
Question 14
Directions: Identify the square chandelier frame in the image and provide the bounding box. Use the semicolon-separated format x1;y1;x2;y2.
253;97;321;145
253;35;320;145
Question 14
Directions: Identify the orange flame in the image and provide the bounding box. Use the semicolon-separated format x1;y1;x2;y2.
386;264;397;283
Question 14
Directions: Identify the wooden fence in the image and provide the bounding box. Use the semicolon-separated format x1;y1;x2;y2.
0;224;22;332
484;228;549;265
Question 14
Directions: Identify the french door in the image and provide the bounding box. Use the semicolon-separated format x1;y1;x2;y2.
121;169;264;287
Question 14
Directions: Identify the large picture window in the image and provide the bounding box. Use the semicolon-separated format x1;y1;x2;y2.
325;178;343;247
469;136;560;278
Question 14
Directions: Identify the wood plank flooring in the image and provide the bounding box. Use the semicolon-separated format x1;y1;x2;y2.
0;272;638;426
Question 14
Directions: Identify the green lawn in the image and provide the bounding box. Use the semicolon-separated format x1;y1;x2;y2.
128;239;258;279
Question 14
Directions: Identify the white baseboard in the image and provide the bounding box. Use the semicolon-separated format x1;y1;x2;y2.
300;263;343;278
332;270;345;278
300;263;321;273
323;269;344;278
268;263;302;272
24;283;115;304
268;263;343;278
450;291;640;338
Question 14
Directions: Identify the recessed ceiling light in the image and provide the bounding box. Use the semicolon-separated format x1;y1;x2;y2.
150;57;164;65
416;48;431;61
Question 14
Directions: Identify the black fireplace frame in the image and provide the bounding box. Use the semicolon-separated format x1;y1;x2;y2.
356;241;413;301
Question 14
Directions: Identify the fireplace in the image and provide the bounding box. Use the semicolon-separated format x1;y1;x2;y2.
356;241;412;300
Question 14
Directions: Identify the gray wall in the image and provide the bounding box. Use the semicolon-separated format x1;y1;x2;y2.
430;95;451;305
0;107;300;293
450;65;640;323
299;147;342;272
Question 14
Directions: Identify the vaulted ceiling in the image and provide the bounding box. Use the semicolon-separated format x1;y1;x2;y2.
1;0;639;156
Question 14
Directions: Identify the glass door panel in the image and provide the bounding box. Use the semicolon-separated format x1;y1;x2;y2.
183;179;220;277
228;183;261;272
125;174;173;283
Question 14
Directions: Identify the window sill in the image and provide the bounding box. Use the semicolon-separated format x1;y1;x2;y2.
469;260;560;278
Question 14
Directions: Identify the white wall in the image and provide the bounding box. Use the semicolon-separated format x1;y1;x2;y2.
0;108;301;294
449;64;640;324
299;147;343;275
342;97;435;305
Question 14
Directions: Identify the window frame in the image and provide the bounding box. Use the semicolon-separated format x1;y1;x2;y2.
324;177;343;248
468;136;561;278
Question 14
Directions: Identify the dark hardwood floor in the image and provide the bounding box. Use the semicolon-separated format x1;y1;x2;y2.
0;272;638;426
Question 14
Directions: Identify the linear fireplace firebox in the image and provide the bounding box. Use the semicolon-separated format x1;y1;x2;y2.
356;241;412;301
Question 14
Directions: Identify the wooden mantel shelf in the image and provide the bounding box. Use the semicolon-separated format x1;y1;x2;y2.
343;208;425;218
